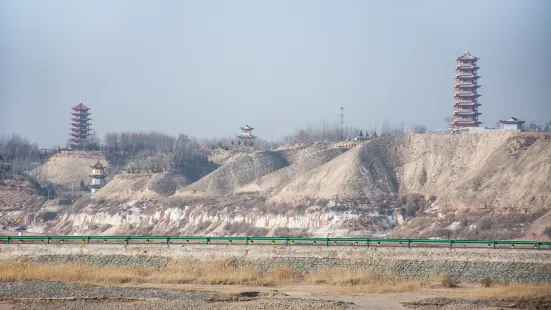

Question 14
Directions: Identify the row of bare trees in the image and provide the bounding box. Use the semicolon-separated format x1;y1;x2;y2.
0;134;42;174
523;121;551;132
281;119;414;144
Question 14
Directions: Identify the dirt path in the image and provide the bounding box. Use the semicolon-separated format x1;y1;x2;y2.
122;283;444;309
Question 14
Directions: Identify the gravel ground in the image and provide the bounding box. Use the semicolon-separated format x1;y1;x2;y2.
9;298;352;310
402;296;551;310
0;281;353;310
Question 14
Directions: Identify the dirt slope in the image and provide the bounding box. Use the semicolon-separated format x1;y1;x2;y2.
270;133;551;212
271;139;400;201
238;147;346;194
185;151;289;196
29;151;107;188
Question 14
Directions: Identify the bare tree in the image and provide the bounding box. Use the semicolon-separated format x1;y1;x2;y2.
413;125;427;134
0;134;40;173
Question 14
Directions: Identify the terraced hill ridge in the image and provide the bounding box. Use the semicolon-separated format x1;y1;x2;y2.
4;133;551;240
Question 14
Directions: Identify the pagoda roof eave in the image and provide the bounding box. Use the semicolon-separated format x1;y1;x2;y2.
455;84;480;88
237;135;257;139
454;94;481;97
451;121;482;124
90;161;105;169
456;75;481;78
72;102;90;110
456;51;479;61
499;119;525;124
71;123;92;126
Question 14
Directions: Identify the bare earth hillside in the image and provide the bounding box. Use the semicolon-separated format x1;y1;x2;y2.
0;177;46;232
238;147;346;194
29;151;108;188
186;151;289;196
19;133;551;240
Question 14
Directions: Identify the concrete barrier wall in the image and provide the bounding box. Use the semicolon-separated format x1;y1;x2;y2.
1;245;550;284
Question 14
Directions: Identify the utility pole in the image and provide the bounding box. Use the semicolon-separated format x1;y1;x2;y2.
270;124;274;151
340;105;345;141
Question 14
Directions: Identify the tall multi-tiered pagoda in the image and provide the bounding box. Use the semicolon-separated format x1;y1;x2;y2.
452;49;481;132
69;101;92;148
236;125;257;147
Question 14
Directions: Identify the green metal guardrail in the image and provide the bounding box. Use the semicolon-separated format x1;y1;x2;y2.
0;235;550;250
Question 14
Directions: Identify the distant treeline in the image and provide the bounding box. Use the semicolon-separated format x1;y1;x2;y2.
281;119;418;144
0;134;41;174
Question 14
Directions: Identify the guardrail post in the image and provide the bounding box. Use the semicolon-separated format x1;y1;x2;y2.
125;237;129;246
537;243;541;250
47;237;50;245
326;238;329;247
285;238;289;247
493;242;496;249
246;237;249;246
166;237;170;245
407;240;411;248
449;240;453;249
366;239;369;248
7;237;10;245
87;237;90;244
206;237;210;245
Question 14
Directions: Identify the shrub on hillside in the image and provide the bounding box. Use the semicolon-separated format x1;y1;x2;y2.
477;217;494;230
480;277;492;288
441;275;458;288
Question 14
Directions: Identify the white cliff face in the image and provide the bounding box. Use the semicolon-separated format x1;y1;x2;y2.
52;199;397;237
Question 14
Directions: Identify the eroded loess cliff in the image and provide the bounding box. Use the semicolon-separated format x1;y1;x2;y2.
29;133;551;239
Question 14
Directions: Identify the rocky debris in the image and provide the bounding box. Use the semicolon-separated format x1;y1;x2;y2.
22;254;170;268
1;281;353;310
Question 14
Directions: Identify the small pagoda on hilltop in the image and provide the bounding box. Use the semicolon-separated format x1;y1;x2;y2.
89;161;106;194
234;125;257;147
500;117;525;132
452;48;482;132
69;101;92;149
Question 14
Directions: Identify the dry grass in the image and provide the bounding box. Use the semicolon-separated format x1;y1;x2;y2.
469;283;551;299
1;261;549;297
0;261;430;292
0;261;259;286
303;268;434;293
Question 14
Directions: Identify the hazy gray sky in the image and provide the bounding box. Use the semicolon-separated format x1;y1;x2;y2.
1;0;550;147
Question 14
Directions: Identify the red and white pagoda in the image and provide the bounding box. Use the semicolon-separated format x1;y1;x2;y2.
452;49;482;132
69;101;92;149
